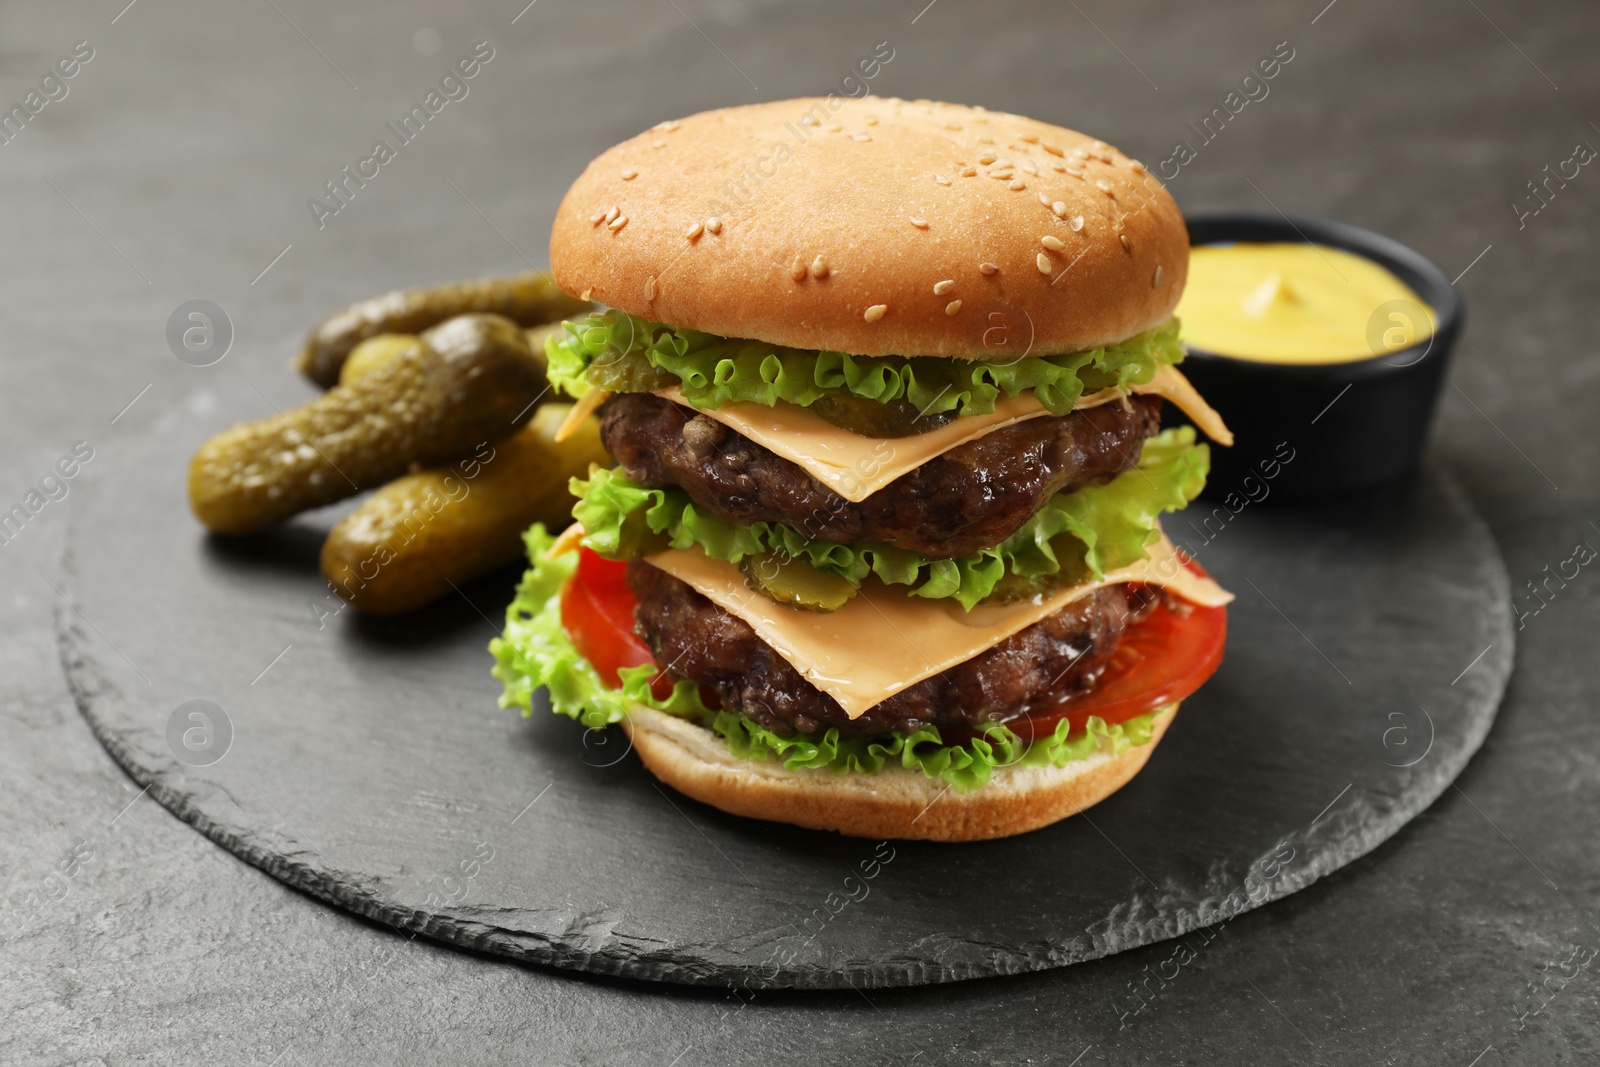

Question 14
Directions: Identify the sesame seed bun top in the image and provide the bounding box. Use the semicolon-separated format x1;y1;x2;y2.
549;98;1187;359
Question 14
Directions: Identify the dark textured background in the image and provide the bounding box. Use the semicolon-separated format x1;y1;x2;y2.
3;0;1596;1063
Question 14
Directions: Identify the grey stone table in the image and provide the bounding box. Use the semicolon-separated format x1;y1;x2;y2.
3;0;1596;1062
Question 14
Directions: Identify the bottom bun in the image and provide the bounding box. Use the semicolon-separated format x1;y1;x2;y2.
621;705;1176;842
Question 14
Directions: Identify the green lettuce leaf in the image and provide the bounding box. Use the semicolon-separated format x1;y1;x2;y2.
490;524;1167;794
573;427;1209;611
710;707;1167;794
489;524;710;730
546;310;1184;418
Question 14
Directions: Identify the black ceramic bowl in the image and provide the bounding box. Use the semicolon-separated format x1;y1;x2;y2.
1171;212;1463;503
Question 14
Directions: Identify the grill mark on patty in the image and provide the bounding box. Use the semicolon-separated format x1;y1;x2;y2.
601;392;1164;558
628;561;1144;739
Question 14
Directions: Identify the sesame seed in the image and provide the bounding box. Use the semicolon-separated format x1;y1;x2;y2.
978;151;998;165
1065;165;1084;178
1051;200;1067;218
1051;163;1066;173
851;132;872;141
934;174;952;186
590;210;606;225
1097;180;1115;197
988;170;1013;180
790;257;807;281
645;277;657;300
1036;252;1053;274
621;169;638;180
608;215;628;232
810;254;829;279
1040;235;1065;251
1120;234;1132;252
801;116;819;126
1009;179;1026;191
909;216;929;229
864;304;888;322
825;123;843;133
1018;132;1039;144
1042;142;1064;157
1069;214;1085;231
961;167;977;177
1093;140;1108;150
1037;192;1050;205
603;205;620;224
977;136;995;145
1096;153;1114;164
685;221;704;241
1131;160;1147;173
979;262;999;276
933;279;955;295
652;140;666;149
706;216;723;234
580;288;593;301
1153;265;1164;288
945;122;963;130
1020;159;1038;175
944;299;963;316
865;115;879;125
653;119;681;132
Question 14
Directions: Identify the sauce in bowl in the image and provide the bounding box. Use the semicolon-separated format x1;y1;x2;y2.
1176;242;1435;364
1171;214;1464;501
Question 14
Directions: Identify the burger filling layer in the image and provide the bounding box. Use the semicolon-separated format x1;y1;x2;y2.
489;525;1194;794
501;311;1233;790
599;392;1164;558
573;425;1209;612
629;561;1149;738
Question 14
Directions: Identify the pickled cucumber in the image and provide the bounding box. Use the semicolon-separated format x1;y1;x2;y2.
575;344;678;396
739;551;857;612
321;403;609;614
338;334;417;385
982;537;1092;604
297;271;589;387
190;314;546;535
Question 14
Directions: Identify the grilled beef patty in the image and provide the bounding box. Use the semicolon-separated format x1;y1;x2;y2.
628;561;1148;739
601;392;1163;558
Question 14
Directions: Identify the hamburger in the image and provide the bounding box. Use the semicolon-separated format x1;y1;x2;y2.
491;98;1235;842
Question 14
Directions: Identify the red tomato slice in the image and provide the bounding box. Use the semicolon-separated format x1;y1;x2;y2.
561;547;1226;737
1000;593;1227;744
560;549;673;700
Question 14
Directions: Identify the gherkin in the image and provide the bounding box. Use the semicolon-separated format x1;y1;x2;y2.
190;314;545;535
296;271;590;388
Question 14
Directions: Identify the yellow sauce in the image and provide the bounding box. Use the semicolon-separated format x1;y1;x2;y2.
1176;243;1435;364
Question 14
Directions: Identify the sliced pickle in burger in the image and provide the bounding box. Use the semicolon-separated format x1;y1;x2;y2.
740;552;857;612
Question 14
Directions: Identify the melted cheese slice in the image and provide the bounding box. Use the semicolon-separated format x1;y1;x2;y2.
644;532;1233;719
661;364;1231;503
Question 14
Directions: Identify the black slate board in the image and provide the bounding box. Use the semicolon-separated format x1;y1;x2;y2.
59;410;1513;990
